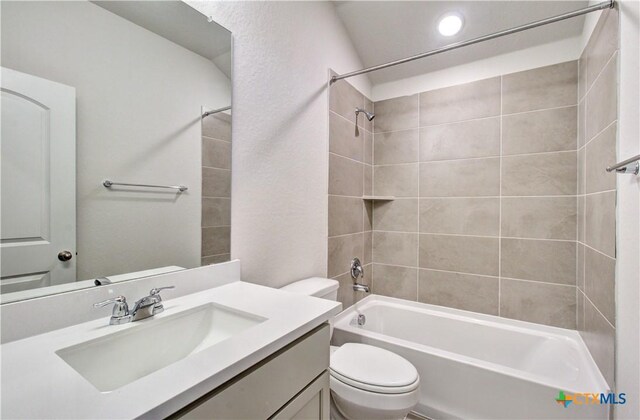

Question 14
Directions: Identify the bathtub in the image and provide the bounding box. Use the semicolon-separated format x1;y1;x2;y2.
332;295;609;420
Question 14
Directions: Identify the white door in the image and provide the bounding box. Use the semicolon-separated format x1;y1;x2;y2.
1;67;76;293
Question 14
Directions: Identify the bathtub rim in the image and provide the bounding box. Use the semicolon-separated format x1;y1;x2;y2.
332;294;609;395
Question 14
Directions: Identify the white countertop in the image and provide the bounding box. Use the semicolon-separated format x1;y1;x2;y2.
0;281;341;419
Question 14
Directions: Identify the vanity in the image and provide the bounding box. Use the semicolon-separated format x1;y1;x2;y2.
1;262;341;419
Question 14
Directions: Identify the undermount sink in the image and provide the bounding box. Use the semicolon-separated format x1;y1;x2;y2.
56;303;266;392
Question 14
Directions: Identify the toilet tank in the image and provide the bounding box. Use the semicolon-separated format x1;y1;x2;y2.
280;278;339;301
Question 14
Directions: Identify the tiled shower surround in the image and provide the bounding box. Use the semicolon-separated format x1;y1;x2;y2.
371;61;580;328
201;112;232;265
577;8;618;388
328;12;617;387
328;78;374;307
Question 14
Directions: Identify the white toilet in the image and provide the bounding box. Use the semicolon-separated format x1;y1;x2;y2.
281;278;420;420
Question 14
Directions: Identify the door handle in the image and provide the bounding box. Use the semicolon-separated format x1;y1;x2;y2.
58;250;73;262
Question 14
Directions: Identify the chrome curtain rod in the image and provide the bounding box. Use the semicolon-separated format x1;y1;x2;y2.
331;0;614;83
202;105;231;118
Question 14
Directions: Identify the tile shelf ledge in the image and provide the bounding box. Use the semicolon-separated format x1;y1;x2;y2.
362;196;395;201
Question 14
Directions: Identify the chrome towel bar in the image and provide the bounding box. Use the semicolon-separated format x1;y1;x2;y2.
103;180;188;192
606;154;640;175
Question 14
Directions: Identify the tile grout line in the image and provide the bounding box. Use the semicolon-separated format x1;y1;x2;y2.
372;103;577;135
373;148;579;167
416;93;421;302
499;74;503;317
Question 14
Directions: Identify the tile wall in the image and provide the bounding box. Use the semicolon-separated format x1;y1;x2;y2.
577;7;618;388
201;112;232;265
328;78;374;307
371;61;580;329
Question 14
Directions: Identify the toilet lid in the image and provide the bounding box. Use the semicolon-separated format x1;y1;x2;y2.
330;343;419;394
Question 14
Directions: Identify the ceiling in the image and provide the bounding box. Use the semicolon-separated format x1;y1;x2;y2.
334;1;588;85
94;1;232;78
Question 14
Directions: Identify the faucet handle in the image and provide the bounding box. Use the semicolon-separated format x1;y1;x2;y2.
93;296;131;325
93;295;127;308
149;286;175;296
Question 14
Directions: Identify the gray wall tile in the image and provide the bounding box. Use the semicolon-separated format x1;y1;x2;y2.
364;165;373;196
578;51;587;102
585;54;618;142
585;8;619;89
373;199;419;232
577;243;585;291
202;198;231;228
374;129;419;164
418;269;499;315
419;117;500;161
202;112;231;141
419;198;499;236
374;95;419;133
502;61;577;114
502;197;576;240
419;234;499;276
578;99;586;148
202;167;231;197
420;158;500;197
586;122;617;194
374;164;419;197
203;137;232;169
373;264;418;301
578;147;586;195
330;111;363;162
584;246;616;326
330;78;364;122
502;106;577;155
372;231;418;267
581;298;615;387
329;153;363;197
501;238;576;285
202;226;231;257
328;233;364;278
202;254;231;265
500;279;576;328
419;77;501;126
578;195;585;243
577;289;585;331
364;130;373;164
329;196;364;237
335;269;370;308
585;191;616;258
501;151;577;196
364;97;374;133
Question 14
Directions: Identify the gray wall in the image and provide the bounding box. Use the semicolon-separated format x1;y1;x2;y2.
327;77;374;307
201;112;232;265
577;7;618;390
2;1;231;280
369;61;580;329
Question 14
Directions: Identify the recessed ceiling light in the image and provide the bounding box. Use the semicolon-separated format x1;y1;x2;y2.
438;14;463;36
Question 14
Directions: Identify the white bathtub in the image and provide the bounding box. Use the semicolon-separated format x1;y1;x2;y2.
332;295;609;420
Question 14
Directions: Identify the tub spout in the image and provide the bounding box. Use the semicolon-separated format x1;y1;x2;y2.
353;283;370;293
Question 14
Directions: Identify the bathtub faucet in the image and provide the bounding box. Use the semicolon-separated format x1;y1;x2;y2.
351;257;370;293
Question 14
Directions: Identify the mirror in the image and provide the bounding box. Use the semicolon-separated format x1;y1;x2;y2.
0;1;232;303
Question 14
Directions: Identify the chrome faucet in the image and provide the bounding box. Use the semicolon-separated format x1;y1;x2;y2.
350;258;370;293
93;286;175;325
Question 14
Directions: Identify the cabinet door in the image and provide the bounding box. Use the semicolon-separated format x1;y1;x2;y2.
271;372;330;420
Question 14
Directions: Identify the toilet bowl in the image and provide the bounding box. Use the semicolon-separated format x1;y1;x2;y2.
281;278;420;420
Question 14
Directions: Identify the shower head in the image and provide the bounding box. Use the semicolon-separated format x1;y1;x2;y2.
355;107;375;121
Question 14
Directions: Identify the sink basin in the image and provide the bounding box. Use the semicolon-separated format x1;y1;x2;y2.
56;303;266;392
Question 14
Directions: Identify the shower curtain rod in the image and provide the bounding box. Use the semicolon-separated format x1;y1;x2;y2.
330;0;614;84
202;105;231;118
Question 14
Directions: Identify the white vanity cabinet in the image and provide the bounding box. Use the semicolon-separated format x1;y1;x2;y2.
173;323;331;420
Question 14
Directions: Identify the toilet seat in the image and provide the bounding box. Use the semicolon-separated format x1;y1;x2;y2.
330;343;419;394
